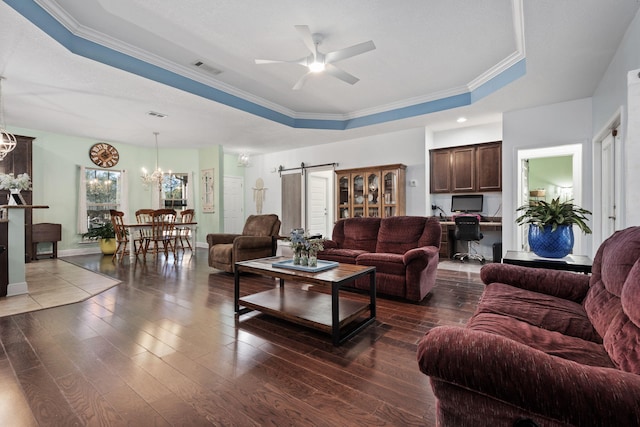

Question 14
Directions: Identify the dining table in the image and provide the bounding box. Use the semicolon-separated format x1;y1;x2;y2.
124;221;197;261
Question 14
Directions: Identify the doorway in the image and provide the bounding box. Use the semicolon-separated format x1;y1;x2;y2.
516;144;584;253
223;175;244;233
305;169;334;238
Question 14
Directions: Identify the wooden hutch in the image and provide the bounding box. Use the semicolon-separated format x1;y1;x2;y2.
335;164;406;219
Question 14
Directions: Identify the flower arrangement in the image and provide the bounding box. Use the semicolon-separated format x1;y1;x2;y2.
287;228;325;266
0;173;31;191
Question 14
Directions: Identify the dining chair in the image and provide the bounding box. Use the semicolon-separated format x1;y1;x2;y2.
135;209;154;256
109;209;134;263
144;209;178;259
176;209;195;250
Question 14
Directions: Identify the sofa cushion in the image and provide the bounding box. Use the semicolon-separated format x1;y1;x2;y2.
318;248;368;264
376;216;429;254
477;283;601;343
467;312;616;368
242;214;279;237
341;217;381;252
356;252;406;276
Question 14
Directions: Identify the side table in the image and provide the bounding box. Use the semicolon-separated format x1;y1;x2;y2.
503;250;592;274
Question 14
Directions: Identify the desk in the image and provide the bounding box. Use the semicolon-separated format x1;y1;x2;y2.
503;250;592;274
438;221;502;259
124;222;197;261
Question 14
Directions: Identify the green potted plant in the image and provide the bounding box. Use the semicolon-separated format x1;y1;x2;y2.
516;197;592;258
82;221;117;255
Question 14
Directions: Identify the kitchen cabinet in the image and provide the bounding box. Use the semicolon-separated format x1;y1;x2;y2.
430;141;501;193
336;164;406;220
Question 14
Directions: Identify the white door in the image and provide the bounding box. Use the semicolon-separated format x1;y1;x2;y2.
307;175;329;237
224;175;244;233
601;131;616;240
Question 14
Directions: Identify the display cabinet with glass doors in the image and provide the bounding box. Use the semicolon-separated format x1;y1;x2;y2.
335;164;406;220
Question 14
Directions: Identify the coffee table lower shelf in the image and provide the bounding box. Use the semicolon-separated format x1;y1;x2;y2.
240;287;370;334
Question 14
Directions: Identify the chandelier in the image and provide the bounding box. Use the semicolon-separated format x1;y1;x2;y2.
141;132;163;189
0;77;17;161
238;152;250;167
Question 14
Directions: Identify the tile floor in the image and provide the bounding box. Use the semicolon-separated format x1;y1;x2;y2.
0;258;121;318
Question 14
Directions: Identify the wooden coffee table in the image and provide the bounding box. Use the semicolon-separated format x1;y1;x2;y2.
234;256;376;346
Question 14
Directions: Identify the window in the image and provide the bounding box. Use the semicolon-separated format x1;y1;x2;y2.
85;168;121;231
162;172;189;210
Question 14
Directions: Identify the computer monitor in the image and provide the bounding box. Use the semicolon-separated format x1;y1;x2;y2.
451;194;483;213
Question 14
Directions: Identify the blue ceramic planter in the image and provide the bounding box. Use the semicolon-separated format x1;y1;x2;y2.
528;225;574;258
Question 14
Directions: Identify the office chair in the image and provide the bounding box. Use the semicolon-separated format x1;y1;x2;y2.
453;216;485;263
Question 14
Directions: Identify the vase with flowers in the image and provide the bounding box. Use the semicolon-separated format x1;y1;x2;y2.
306;238;324;267
0;173;31;205
288;228;306;265
287;228;325;267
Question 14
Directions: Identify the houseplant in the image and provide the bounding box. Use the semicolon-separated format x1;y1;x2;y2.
82;221;116;255
515;197;592;258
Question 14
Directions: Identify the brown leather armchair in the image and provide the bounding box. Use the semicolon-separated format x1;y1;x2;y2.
207;214;281;273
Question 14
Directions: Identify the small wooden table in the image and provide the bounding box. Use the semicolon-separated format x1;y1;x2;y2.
503;250;593;274
234;257;376;346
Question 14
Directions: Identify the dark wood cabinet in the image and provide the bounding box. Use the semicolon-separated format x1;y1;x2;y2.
0;134;35;261
430;141;502;193
430;150;451;193
451;146;475;192
476;143;502;191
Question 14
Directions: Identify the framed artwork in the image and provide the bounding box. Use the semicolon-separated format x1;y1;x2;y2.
201;168;214;213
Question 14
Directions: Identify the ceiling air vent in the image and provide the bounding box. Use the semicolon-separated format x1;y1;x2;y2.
147;111;168;118
192;60;223;76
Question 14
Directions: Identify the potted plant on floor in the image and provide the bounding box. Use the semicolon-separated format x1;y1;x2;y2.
82;221;116;255
516;197;592;258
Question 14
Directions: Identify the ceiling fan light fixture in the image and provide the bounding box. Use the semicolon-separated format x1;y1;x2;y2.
308;61;325;73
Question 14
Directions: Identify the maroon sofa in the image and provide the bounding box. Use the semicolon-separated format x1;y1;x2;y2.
417;226;640;426
318;216;441;301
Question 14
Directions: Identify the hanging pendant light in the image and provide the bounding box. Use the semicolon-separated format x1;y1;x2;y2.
140;132;164;188
0;77;17;161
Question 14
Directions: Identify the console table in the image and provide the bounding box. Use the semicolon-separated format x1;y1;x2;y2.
502;250;592;274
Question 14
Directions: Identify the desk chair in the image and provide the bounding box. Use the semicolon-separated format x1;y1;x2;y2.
453;216;485;263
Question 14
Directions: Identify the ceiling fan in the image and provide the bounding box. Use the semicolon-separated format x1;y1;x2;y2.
255;25;376;90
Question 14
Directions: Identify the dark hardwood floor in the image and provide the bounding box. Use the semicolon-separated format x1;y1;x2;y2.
0;249;484;426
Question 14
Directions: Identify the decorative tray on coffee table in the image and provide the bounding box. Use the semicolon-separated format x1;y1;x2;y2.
272;259;339;273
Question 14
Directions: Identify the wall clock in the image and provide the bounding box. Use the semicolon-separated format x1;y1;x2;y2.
89;143;120;168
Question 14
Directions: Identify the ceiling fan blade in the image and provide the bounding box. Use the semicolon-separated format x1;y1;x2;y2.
325;40;376;64
293;71;312;90
255;56;310;66
325;64;359;85
294;25;317;55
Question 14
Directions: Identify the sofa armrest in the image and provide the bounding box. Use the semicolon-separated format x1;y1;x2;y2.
417;326;640;426
233;235;274;250
403;246;439;266
480;263;590;302
207;233;239;246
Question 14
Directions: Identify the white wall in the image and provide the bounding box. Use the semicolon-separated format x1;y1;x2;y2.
592;9;640;228
244;127;427;220
503;98;593;256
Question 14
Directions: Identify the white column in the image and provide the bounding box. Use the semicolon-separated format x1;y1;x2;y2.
6;207;28;296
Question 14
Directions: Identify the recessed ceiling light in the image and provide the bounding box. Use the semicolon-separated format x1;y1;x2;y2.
456;117;467;123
